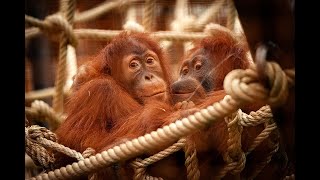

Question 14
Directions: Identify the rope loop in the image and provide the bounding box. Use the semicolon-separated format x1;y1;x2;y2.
30;100;62;130
42;13;78;47
224;61;293;107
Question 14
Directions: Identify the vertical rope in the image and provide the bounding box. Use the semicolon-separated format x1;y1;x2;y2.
175;0;188;20
183;139;200;180
170;0;191;80
195;0;225;31
226;0;236;31
143;0;155;32
123;5;145;32
65;45;78;91
53;0;76;113
215;111;245;178
126;6;137;22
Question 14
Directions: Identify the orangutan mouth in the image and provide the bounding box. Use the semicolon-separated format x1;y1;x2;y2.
144;91;165;97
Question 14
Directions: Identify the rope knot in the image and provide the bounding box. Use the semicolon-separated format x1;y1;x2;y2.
170;15;196;32
204;23;232;36
130;158;149;180
223;61;293;107
26;125;57;142
25;125;56;171
123;21;145;32
43;14;77;47
82;147;96;158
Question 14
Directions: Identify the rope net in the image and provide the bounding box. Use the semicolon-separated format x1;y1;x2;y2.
25;0;295;180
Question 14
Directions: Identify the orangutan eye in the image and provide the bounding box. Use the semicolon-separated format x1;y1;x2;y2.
182;67;189;75
146;57;154;64
129;60;140;69
195;63;202;70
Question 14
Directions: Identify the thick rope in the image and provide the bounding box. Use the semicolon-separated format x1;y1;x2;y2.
26;100;63;130
28;94;239;180
131;139;186;180
224;62;294;108
28;62;293;180
238;105;273;127
183;139;200;180
143;0;155;32
52;0;76;114
26;125;85;162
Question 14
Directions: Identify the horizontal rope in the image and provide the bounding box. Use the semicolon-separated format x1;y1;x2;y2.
75;29;208;41
25;87;71;102
25;28;208;41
